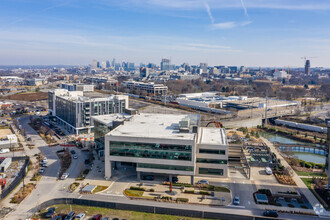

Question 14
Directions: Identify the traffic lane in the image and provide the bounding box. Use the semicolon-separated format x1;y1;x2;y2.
229;181;257;209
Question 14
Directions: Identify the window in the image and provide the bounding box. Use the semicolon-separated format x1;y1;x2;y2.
199;149;226;155
110;141;192;161
196;158;227;164
199;168;223;176
138;163;193;171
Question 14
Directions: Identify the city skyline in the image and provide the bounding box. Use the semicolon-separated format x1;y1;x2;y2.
1;0;330;67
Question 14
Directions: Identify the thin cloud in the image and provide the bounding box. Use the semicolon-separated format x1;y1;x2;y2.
185;43;231;49
203;0;214;24
210;20;252;30
240;0;249;18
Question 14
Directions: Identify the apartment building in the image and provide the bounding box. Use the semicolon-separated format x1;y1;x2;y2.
48;89;128;134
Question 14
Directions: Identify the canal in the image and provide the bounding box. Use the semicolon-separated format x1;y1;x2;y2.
260;131;326;164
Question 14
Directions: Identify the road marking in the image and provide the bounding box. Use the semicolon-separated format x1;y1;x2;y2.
228;205;246;208
248;201;251;205
78;195;83;198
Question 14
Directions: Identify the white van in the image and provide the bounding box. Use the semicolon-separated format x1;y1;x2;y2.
265;167;273;175
0;149;10;154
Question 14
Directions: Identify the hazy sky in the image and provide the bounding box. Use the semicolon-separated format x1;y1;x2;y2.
1;0;330;67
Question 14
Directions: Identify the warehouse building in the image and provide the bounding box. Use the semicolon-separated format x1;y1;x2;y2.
102;113;228;183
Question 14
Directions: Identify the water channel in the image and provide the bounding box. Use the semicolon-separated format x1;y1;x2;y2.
260;132;326;164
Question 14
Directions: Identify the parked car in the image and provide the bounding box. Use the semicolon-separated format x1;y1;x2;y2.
101;218;110;220
74;213;86;220
70;150;76;154
73;154;78;159
142;175;154;180
61;173;69;180
0;149;10;154
265;167;273;175
92;214;102;220
166;176;178;183
233;196;240;205
45;207;56;218
42;157;48;163
50;216;62;220
39;167;45;173
263;210;278;217
197;180;209;185
42;162;47;167
64;211;76;220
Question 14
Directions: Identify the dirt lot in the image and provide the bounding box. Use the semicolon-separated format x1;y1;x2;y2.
0;92;48;101
0;128;13;138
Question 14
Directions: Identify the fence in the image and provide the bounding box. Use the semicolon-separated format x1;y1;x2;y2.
37;197;283;220
0;156;30;200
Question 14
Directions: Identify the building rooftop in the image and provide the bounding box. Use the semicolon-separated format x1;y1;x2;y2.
197;127;228;146
92;113;133;126
109;113;198;141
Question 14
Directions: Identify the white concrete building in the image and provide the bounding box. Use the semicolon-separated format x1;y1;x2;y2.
103;114;228;183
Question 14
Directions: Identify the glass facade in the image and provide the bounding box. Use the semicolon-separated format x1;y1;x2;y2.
110;141;192;161
196;158;227;164
199;168;224;176
94;120;111;149
199;149;226;155
138;163;193;171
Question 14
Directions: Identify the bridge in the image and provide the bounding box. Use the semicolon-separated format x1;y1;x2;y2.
273;142;326;156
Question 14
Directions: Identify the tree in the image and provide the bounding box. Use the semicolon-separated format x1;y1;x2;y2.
245;133;250;138
35;87;40;92
304;84;309;89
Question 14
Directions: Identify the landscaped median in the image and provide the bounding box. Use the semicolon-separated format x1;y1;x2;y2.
124;182;231;205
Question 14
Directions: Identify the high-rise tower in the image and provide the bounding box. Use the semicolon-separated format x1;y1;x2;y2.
305;59;311;75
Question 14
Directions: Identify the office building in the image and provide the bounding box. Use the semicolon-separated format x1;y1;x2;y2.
48;89;128;134
61;83;94;92
305;60;311;75
200;63;208;73
139;67;150;78
92;60;100;69
122;81;168;96
161;58;171;71
103;113;228;182
273;70;288;79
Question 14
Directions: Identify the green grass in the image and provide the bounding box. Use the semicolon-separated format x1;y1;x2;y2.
301;178;313;188
295;170;325;177
33;204;210;220
125;189;144;197
92;185;108;194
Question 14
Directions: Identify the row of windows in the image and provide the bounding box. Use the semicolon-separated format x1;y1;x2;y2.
110;141;192;152
110;148;192;161
110;141;192;161
137;163;194;171
199;168;224;176
199;149;226;155
196;158;227;164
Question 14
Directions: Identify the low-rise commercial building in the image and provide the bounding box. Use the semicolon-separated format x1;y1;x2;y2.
122;81;168;96
102;113;228;183
61;83;94;92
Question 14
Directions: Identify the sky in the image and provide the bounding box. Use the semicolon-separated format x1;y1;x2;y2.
1;0;330;67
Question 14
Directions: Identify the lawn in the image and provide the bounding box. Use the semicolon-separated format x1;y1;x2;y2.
124;189;144;197
301;178;313;188
295;170;325;177
92;185;108;194
33;204;209;220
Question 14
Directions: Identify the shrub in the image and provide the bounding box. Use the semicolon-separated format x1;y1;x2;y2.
288;204;295;208
297;198;304;204
161;196;172;200
275;203;282;206
184;190;195;194
130;186;145;191
301;205;308;209
149;188;155;192
285;197;291;202
257;189;272;196
176;198;189;203
199;191;210;195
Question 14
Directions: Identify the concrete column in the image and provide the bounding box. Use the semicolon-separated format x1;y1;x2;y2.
190;175;194;185
105;160;112;180
169;174;172;183
137;171;141;181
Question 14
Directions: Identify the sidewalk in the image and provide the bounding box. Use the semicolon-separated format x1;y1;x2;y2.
261;137;330;217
